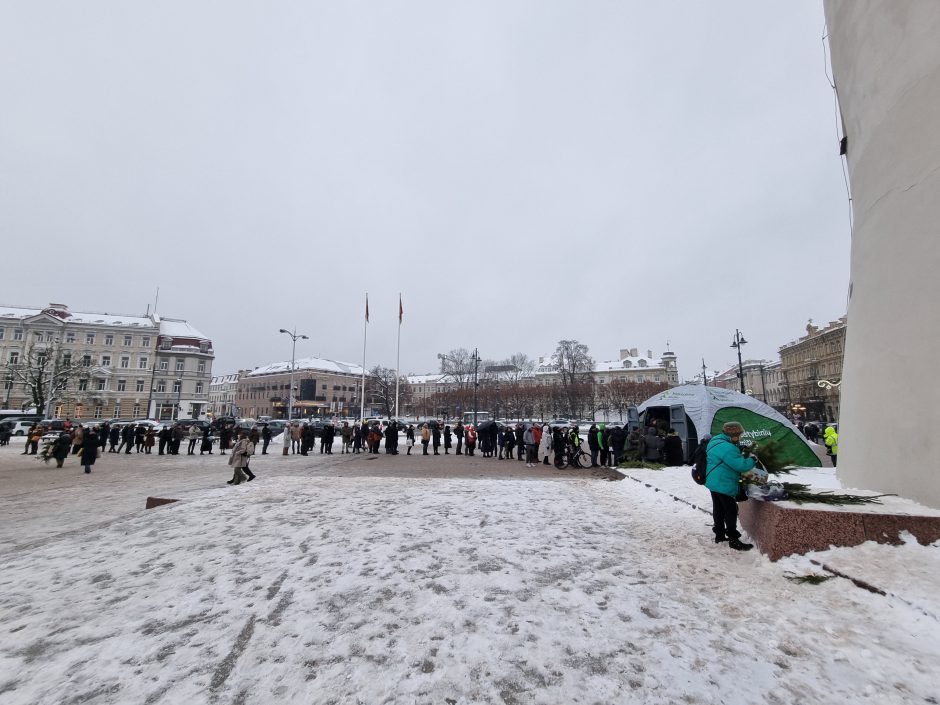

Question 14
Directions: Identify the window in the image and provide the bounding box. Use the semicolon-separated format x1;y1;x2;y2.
63;353;72;367
136;379;145;393
94;406;103;419
159;358;169;370
45;331;54;342
14;329;23;341
124;335;133;346
85;333;95;344
75;403;84;418
176;360;185;372
157;381;166;393
195;382;204;394
141;336;151;347
78;379;88;391
54;404;63;418
105;334;114;346
0;328;4;340
96;379;106;391
132;404;140;417
8;352;18;364
138;356;148;370
117;379;126;392
114;403;121;417
82;355;92;367
173;380;182;394
197;360;206;373
120;356;130;368
101;355;111;367
66;331;75;343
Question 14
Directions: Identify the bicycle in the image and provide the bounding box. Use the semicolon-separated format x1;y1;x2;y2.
553;445;591;469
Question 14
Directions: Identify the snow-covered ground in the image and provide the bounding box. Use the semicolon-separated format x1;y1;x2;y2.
1;462;939;704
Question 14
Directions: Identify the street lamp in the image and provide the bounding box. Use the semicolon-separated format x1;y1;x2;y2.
730;330;748;394
279;328;308;421
175;378;182;420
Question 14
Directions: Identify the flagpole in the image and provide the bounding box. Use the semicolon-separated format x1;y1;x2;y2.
360;293;368;422
395;294;401;420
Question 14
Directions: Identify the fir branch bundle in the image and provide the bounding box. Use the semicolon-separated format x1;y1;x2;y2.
785;575;833;585
752;440;795;474
781;482;891;506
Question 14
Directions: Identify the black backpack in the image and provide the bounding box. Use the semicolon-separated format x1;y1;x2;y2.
690;442;708;485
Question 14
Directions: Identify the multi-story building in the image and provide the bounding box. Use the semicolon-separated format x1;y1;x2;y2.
779;317;846;423
235;356;364;420
711;359;783;410
0;302;213;421
406;347;680;418
209;372;242;418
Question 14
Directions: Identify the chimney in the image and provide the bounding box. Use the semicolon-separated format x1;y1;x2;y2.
647;349;652;359
630;348;638;357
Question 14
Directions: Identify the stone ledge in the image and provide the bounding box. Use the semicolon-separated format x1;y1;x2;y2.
145;497;179;510
739;500;940;561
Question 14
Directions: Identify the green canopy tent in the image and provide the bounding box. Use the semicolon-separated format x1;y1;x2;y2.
637;384;821;467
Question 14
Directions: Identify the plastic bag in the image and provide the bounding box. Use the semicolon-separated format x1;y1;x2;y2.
746;482;789;502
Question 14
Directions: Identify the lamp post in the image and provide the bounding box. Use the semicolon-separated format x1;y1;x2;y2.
279;328;308;421
730;330;748;394
175;378;182;420
4;372;12;408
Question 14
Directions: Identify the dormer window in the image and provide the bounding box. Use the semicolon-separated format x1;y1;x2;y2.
638;359;648;368
623;360;632;368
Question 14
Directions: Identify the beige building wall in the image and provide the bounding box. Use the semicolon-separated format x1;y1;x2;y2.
824;1;940;507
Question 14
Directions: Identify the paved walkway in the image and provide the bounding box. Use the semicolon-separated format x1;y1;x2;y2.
0;440;615;553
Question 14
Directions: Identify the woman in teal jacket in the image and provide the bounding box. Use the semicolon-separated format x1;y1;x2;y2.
705;422;756;551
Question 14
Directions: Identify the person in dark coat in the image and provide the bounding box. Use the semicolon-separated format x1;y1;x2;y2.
443;425;452;454
218;425;231;455
515;424;525;461
157;426;170;455
108;424;120;452
453;423;464;455
503;426;515;459
119;424;134;454
587;424;600;467
200;427;214;454
663;428;685;466
99;423;110;451
301;423;314;455
432;425;441;455
52;432;71;468
260;424;272;455
611;426;629;466
134;424;146;453
171;424;184;455
322;423;335;454
384;423;396;455
80;430;99;474
351;423;362;454
405;424;415;455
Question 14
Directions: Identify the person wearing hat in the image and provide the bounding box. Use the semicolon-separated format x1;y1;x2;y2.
705;422;756;551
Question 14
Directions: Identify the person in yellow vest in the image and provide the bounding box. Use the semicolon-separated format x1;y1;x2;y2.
824;425;839;467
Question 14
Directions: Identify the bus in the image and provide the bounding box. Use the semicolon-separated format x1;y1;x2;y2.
462;411;491;425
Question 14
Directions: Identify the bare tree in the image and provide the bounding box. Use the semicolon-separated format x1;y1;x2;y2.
437;348;477;390
551;340;595;417
366;365;410;418
3;340;85;414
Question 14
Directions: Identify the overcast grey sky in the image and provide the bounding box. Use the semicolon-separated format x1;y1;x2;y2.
1;1;849;379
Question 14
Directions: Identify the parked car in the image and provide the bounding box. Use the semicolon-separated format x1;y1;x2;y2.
39;419;66;433
0;419;37;436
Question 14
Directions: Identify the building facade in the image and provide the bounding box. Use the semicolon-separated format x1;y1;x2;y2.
209;372;241;418
235;357;364;420
0;303;213;421
778;317;846;423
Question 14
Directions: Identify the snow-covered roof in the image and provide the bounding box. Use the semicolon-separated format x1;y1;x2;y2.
0;305;154;328
211;373;240;385
533;355;665;375
247;356;364;377
406;373;449;385
159;318;210;341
